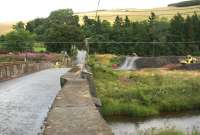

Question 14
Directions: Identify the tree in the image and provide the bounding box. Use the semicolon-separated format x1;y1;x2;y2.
45;24;84;52
13;21;25;31
26;9;84;52
124;16;131;27
48;9;79;26
82;16;97;37
0;35;5;42
112;16;123;41
26;18;47;33
147;12;158;42
4;29;36;52
168;13;185;55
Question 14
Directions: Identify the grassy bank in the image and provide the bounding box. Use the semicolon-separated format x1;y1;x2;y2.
77;5;200;23
90;55;200;117
152;129;200;135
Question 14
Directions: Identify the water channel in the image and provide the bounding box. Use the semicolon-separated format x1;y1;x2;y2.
105;112;200;135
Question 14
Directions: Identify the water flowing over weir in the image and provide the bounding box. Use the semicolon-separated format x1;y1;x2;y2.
76;50;87;65
119;56;140;70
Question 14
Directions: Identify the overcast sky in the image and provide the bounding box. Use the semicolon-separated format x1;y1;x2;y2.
0;0;184;22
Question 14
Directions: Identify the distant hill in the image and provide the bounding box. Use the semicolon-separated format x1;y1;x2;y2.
76;5;200;23
168;0;200;7
0;23;13;35
1;5;200;35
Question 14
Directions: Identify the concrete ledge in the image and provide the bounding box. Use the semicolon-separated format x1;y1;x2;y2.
135;56;182;69
178;63;200;70
45;69;113;135
0;62;52;81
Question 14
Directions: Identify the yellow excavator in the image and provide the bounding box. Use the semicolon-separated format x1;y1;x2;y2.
180;55;198;65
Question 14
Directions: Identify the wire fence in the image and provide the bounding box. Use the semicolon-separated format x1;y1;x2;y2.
1;41;200;56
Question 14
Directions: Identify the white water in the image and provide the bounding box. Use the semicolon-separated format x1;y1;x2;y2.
119;56;139;70
76;50;87;65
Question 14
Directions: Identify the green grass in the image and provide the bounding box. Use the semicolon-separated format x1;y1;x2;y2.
154;130;183;135
33;43;47;52
90;55;200;118
152;129;200;135
33;47;46;52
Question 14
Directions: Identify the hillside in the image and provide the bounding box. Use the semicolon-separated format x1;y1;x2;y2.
1;5;200;35
76;5;200;23
0;23;13;35
169;0;200;7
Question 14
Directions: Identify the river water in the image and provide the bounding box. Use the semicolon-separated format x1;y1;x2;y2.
106;112;200;135
0;68;69;135
119;56;139;70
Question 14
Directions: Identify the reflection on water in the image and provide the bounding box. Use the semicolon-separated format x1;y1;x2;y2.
105;113;200;135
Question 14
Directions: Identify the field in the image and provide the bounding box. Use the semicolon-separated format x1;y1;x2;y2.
76;5;200;23
0;22;13;35
90;55;200;118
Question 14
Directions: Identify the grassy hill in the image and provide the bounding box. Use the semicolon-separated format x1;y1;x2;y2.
169;0;200;7
0;22;13;35
76;5;200;23
0;5;200;35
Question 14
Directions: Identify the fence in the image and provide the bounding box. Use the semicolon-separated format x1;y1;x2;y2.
1;41;200;57
0;62;52;81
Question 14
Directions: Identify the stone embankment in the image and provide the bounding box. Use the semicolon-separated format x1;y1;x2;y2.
135;56;200;70
44;67;113;135
0;62;52;81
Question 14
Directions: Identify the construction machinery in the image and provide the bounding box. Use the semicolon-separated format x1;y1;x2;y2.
180;55;198;64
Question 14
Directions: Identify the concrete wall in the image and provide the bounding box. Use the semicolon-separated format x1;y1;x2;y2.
49;68;113;135
0;62;52;81
135;56;200;69
135;56;182;69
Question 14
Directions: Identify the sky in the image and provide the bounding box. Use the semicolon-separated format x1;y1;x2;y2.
0;0;184;22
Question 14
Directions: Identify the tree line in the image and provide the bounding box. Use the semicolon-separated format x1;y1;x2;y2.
168;0;200;7
1;9;200;56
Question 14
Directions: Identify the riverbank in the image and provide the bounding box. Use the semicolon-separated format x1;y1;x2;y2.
89;55;200;118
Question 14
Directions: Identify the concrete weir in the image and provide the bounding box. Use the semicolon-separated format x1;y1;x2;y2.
44;69;113;135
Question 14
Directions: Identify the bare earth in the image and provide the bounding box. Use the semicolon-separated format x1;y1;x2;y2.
44;75;113;135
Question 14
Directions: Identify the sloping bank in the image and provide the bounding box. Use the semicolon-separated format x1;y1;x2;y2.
89;55;200;118
44;66;113;135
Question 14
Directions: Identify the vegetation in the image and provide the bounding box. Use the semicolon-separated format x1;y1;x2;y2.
83;12;200;56
1;6;200;36
152;129;200;135
1;8;200;56
90;55;200;117
168;0;200;7
32;43;46;52
76;5;200;23
2;22;36;52
26;9;84;53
